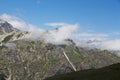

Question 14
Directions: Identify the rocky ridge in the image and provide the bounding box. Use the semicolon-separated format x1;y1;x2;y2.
0;19;119;80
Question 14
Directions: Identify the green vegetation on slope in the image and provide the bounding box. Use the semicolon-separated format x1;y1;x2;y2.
2;34;13;42
0;40;119;80
0;74;6;80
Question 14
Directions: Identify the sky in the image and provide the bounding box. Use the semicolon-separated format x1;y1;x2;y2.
0;0;120;32
0;0;120;51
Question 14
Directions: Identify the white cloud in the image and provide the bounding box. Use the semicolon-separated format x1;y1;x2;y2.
100;39;120;51
78;33;109;37
45;23;66;28
74;32;120;53
73;32;108;47
0;13;45;40
0;13;43;32
77;37;120;54
44;23;79;44
1;13;120;54
0;13;79;44
113;32;120;35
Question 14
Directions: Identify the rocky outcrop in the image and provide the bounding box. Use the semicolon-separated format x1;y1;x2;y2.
0;19;14;34
0;19;30;43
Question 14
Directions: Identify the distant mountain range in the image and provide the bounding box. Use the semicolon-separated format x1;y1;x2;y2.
0;19;120;80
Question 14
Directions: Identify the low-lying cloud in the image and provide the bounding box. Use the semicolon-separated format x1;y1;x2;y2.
3;43;16;48
100;39;120;51
0;13;43;32
0;13;120;53
44;23;79;44
0;13;79;44
78;38;120;55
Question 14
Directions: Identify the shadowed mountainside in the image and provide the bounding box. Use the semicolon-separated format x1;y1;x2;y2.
45;63;120;80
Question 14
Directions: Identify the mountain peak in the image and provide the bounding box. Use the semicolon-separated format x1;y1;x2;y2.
0;19;14;34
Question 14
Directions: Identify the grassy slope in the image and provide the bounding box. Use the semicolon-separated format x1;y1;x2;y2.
45;63;120;80
0;40;120;80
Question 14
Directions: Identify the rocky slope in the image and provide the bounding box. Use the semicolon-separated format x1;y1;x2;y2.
0;40;119;80
0;19;14;34
0;20;119;80
0;19;30;43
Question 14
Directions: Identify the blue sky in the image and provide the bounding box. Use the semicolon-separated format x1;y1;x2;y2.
1;0;120;51
0;0;120;36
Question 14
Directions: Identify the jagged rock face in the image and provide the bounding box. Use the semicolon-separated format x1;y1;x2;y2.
0;19;14;35
0;19;30;43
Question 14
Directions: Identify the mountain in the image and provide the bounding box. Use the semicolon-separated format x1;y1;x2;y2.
45;63;120;80
0;20;119;80
0;19;30;43
0;19;14;34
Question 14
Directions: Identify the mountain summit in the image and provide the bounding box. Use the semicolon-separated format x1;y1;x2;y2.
0;19;30;43
0;19;14;34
